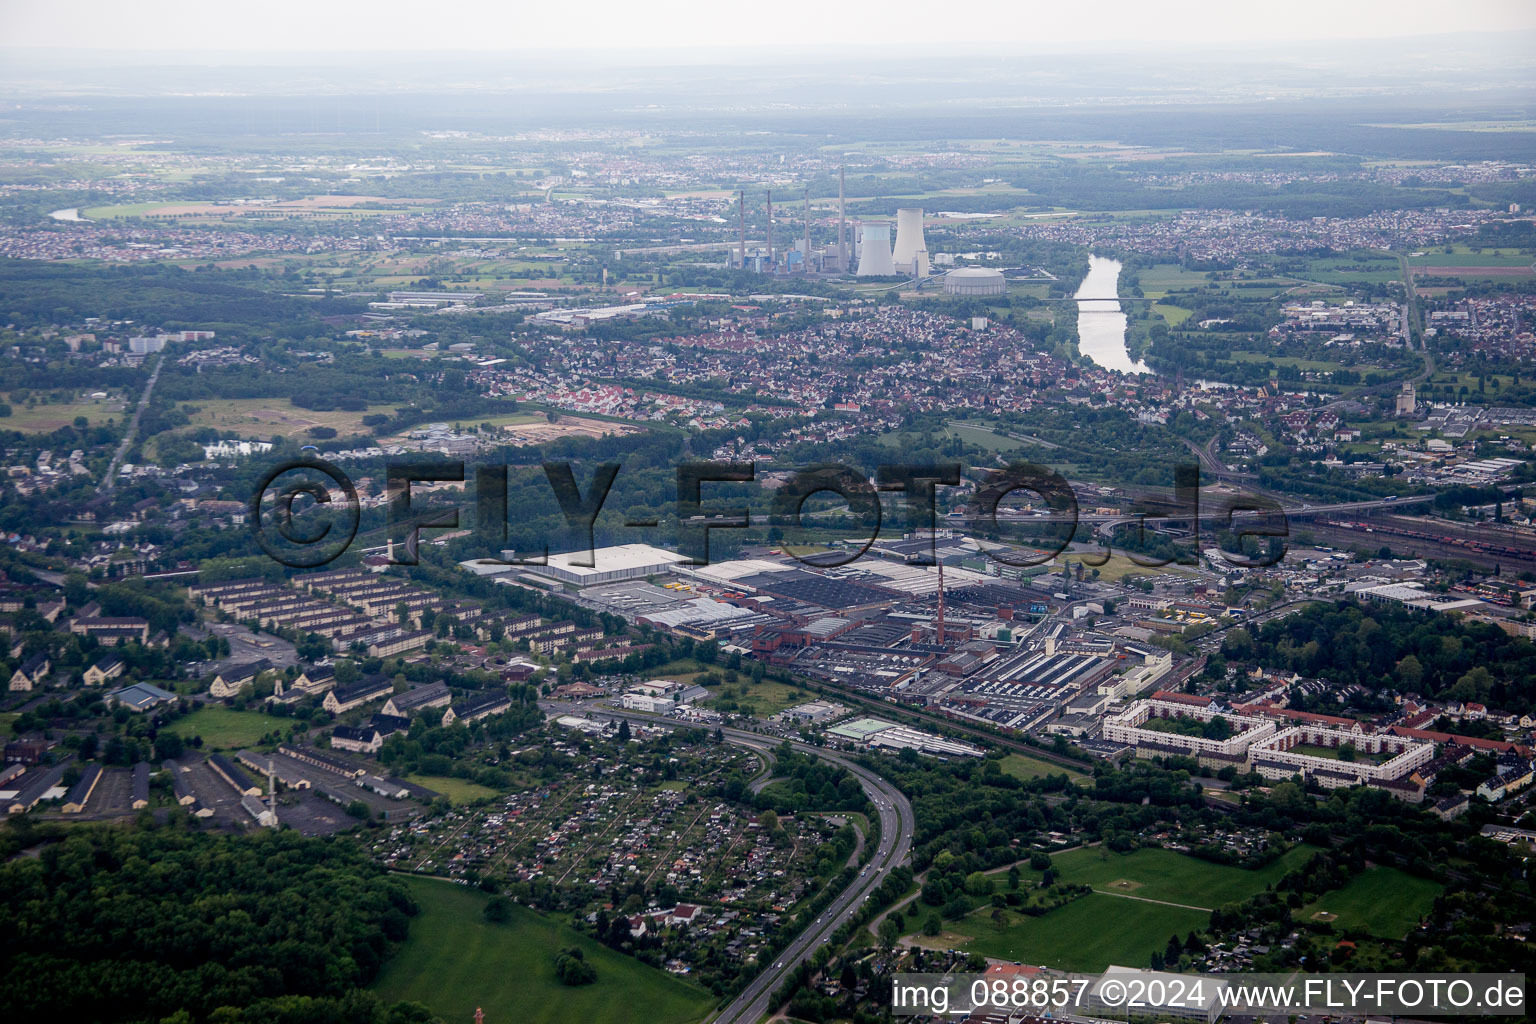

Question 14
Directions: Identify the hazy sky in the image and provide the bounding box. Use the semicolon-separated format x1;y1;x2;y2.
3;0;1535;54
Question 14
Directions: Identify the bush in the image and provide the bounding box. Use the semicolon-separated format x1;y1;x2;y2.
553;946;596;985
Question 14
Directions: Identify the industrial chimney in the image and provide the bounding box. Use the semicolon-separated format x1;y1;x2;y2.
837;167;847;271
802;188;811;274
892;208;927;275
856;220;895;276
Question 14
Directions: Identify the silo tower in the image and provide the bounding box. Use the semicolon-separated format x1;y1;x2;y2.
892;208;927;275
856;220;895;276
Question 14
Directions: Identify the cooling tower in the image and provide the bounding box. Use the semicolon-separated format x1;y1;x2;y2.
892;208;926;273
856;220;895;276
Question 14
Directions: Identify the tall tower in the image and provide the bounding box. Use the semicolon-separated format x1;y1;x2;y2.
936;557;946;644
766;190;774;267
802;188;811;274
738;190;746;269
892;208;927;276
856;220;895;276
837;166;847;272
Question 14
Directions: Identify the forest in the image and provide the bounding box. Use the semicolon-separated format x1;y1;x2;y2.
1223;599;1536;713
0;825;435;1024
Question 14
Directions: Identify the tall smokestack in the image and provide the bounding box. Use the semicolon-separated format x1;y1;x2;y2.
937;558;946;644
738;190;746;268
803;187;810;274
766;190;774;267
837;167;847;271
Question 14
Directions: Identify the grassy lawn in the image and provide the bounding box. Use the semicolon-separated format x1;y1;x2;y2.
706;679;814;718
1298;867;1441;940
945;420;1025;453
1152;303;1194;328
1056;552;1193;582
958;892;1208;972
167;706;281;750
405;774;504;804
2;393;125;433
998;752;1088;785
372;876;713;1024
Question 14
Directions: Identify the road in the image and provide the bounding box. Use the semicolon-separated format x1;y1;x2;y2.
97;354;163;498
553;703;915;1024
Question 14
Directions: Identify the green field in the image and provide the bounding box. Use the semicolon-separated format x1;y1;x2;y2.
1002;844;1321;909
167;706;281;750
404;774;503;804
998;752;1088;784
1152;303;1194;327
959;892;1208;972
706;679;814;718
1298;867;1441;940
2;392;125;433
372;876;713;1024
179;397;402;440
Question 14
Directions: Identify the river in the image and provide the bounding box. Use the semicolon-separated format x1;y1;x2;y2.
1074;254;1151;375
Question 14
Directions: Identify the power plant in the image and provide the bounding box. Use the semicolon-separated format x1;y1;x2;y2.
891;207;929;277
855;220;895;276
729;170;920;278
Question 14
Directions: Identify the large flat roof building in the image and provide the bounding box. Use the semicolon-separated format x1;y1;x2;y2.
512;543;690;587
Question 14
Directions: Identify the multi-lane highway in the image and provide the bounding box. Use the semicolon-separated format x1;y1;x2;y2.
553;703;915;1024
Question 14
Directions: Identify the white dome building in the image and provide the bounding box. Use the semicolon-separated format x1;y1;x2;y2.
942;267;1007;296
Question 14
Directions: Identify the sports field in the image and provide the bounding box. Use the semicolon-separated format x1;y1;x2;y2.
1298;866;1441;940
959;892;1208;972
1000;843;1321;909
371;876;714;1024
948;844;1321;971
167;706;281;750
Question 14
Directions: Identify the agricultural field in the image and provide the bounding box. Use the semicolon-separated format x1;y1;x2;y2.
1407;249;1534;267
83;195;442;221
167;706;284;750
371;876;714;1024
1298;866;1442;940
1132;264;1210;298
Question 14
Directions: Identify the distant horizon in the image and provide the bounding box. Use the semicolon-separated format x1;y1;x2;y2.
3;0;1535;56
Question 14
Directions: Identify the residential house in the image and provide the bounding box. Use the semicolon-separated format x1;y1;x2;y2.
9;652;50;691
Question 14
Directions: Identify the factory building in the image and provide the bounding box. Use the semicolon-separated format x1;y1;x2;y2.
512;543;690;588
